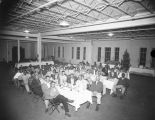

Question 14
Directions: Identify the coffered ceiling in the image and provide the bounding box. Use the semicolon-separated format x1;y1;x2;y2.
0;0;155;34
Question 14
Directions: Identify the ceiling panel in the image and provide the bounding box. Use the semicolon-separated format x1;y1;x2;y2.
0;0;155;34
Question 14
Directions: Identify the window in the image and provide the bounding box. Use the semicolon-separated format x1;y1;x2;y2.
76;47;80;60
97;47;101;62
151;48;155;68
53;47;55;57
105;47;111;62
62;47;64;58
58;46;60;57
72;47;74;59
115;47;120;61
83;47;86;60
139;48;147;66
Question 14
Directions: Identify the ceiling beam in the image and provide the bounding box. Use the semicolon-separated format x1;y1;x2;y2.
42;35;84;42
42;39;82;43
42;13;155;36
0;30;38;37
0;36;37;41
0;35;83;43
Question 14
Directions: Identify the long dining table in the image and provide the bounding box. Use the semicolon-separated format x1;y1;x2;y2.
15;61;54;68
56;86;92;111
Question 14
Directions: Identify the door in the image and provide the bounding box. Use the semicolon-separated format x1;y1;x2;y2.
12;46;25;62
12;47;18;62
151;48;155;68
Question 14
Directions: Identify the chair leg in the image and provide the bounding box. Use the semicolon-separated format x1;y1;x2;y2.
49;101;60;115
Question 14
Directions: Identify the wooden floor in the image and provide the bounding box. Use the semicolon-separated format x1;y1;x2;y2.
0;64;155;120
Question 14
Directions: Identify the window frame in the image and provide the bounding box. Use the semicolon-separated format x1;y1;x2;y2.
72;47;74;59
105;47;111;62
58;46;60;58
76;47;80;60
83;47;86;60
97;47;101;62
139;48;147;66
62;46;64;58
115;47;120;61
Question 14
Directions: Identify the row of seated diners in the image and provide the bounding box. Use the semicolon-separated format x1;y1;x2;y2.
12;62;130;117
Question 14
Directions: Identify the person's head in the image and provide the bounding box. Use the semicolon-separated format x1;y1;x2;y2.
96;75;100;81
50;81;55;88
70;74;74;78
122;73;125;78
79;74;84;80
23;70;27;75
45;76;50;82
111;71;115;77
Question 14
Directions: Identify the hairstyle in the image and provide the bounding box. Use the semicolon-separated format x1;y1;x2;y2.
122;73;125;78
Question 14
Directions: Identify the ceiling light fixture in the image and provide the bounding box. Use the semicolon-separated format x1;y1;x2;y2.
24;30;30;33
25;36;29;39
108;32;114;37
59;20;69;26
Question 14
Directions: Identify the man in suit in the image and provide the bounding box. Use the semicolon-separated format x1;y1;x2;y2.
112;73;129;99
40;76;73;117
86;73;103;111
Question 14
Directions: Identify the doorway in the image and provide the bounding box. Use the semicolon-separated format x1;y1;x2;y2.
151;48;155;68
12;46;25;62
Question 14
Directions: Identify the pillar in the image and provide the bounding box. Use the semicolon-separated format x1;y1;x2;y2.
37;33;42;65
17;40;20;62
6;40;8;63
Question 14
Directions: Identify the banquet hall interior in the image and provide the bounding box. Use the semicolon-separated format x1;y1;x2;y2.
0;0;155;120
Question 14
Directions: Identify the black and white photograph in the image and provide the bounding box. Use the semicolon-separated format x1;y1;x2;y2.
0;0;155;120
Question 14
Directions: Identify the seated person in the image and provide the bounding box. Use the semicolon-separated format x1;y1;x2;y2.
22;70;31;93
13;69;23;87
112;73;129;99
29;71;43;97
107;69;119;85
41;76;73;117
102;64;109;76
108;69;117;79
117;69;130;80
51;72;59;85
46;68;52;77
86;75;103;111
67;74;76;88
59;71;67;87
75;74;88;92
98;72;107;95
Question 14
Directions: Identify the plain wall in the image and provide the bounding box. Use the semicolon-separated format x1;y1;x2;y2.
92;37;155;67
0;40;37;62
42;42;92;64
0;36;155;68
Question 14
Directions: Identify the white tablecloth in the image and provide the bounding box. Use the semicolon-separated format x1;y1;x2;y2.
100;77;116;94
129;67;155;77
56;86;92;111
102;63;115;68
15;61;54;68
103;80;115;94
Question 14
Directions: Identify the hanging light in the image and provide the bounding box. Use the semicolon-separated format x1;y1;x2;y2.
25;36;29;39
108;32;114;37
24;30;30;33
59;20;69;26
